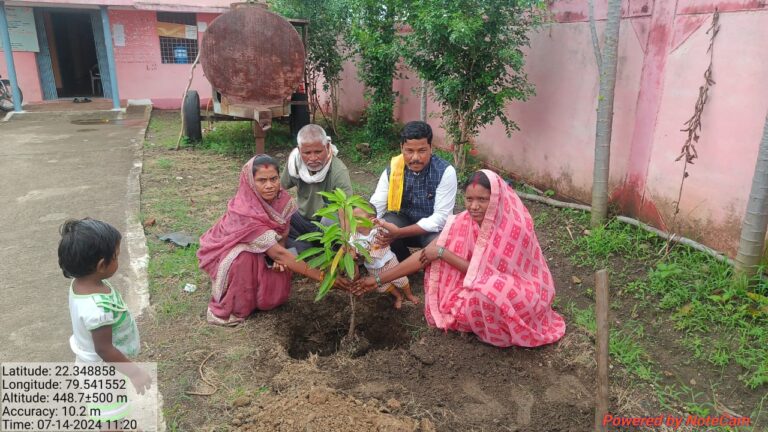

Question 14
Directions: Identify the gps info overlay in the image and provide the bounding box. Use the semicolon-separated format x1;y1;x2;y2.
1;363;158;431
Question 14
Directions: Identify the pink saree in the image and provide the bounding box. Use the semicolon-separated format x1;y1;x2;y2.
197;157;298;325
424;170;565;347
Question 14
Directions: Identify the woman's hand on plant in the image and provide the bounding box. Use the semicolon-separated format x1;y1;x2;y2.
352;276;377;296
333;276;353;292
420;243;440;265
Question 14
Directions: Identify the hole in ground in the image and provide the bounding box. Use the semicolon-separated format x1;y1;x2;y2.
286;294;412;360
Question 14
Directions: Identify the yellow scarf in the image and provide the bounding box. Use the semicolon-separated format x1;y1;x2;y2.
387;155;405;212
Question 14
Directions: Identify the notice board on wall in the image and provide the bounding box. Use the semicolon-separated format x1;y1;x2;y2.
0;6;39;52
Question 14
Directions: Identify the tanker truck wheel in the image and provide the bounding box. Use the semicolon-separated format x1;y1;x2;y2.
183;90;202;142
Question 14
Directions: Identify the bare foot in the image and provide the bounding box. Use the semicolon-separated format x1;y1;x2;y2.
389;290;403;309
403;288;420;305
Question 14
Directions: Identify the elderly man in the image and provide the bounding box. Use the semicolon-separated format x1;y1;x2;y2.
370;121;457;262
281;124;353;252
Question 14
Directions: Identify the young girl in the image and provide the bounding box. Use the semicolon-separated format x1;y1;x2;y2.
350;207;419;309
58;218;151;394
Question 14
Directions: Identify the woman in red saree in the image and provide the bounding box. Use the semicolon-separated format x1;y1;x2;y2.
198;155;330;326
354;169;565;347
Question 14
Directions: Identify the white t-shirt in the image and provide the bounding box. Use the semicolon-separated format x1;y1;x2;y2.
350;229;395;270
68;280;140;363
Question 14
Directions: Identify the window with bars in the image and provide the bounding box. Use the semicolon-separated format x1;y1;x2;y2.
157;12;198;64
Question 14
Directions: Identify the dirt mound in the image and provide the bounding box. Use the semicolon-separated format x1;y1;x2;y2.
230;386;430;432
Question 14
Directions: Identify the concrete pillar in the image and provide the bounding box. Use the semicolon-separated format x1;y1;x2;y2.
0;1;23;112
99;6;120;110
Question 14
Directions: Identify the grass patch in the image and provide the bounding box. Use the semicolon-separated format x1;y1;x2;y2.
147;114;181;148
549;205;767;426
565;302;656;384
557;209;768;391
198;121;296;156
156;158;173;170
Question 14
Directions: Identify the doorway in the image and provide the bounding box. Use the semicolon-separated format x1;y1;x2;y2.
45;11;100;98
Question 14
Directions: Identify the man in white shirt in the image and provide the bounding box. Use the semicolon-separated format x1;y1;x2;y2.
369;121;457;261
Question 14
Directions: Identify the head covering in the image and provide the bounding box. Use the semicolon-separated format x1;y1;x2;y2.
286;136;339;184
424;169;565;347
197;156;297;280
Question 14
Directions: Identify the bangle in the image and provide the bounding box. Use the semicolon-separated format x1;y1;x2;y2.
375;274;383;287
437;246;445;258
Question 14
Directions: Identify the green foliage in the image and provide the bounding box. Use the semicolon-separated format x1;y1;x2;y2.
401;0;545;169
434;148;483;186
295;188;374;301
346;0;402;151
269;0;349;91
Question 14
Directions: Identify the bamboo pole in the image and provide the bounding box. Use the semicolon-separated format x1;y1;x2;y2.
175;51;202;150
517;192;592;212
515;192;734;265
595;269;610;432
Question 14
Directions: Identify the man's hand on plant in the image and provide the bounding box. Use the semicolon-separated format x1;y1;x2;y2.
352;276;377;296
373;219;400;247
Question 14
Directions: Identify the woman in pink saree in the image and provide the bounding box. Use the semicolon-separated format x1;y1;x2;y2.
354;170;565;347
198;155;329;326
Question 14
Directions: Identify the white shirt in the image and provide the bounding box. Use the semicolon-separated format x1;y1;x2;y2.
369;163;457;233
68;280;140;363
350;229;395;270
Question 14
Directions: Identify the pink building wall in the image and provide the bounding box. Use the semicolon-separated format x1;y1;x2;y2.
0;51;43;102
0;1;225;108
109;10;218;109
329;0;768;257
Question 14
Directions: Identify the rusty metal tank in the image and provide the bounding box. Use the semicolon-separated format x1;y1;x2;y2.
200;3;305;106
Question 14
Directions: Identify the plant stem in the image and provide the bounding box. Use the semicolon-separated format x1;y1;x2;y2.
348;292;356;339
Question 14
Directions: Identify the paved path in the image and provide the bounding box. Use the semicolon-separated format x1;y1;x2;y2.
0;106;150;362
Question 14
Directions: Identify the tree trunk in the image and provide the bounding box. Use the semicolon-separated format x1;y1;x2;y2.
590;0;621;228
330;81;340;135
308;68;318;120
587;0;602;74
420;79;428;121
734;112;768;278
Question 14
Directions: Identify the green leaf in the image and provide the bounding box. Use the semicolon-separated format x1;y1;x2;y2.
296;247;324;262
315;271;336;302
356;216;373;228
314;205;341;219
311;221;329;231
343;252;356;279
296;232;323;242
317;191;337;201
308;253;329;269
321;224;341;244
352;241;372;263
334;188;348;202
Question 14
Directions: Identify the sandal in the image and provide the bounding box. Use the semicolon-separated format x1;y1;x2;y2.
82;97;92;103
73;98;81;103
